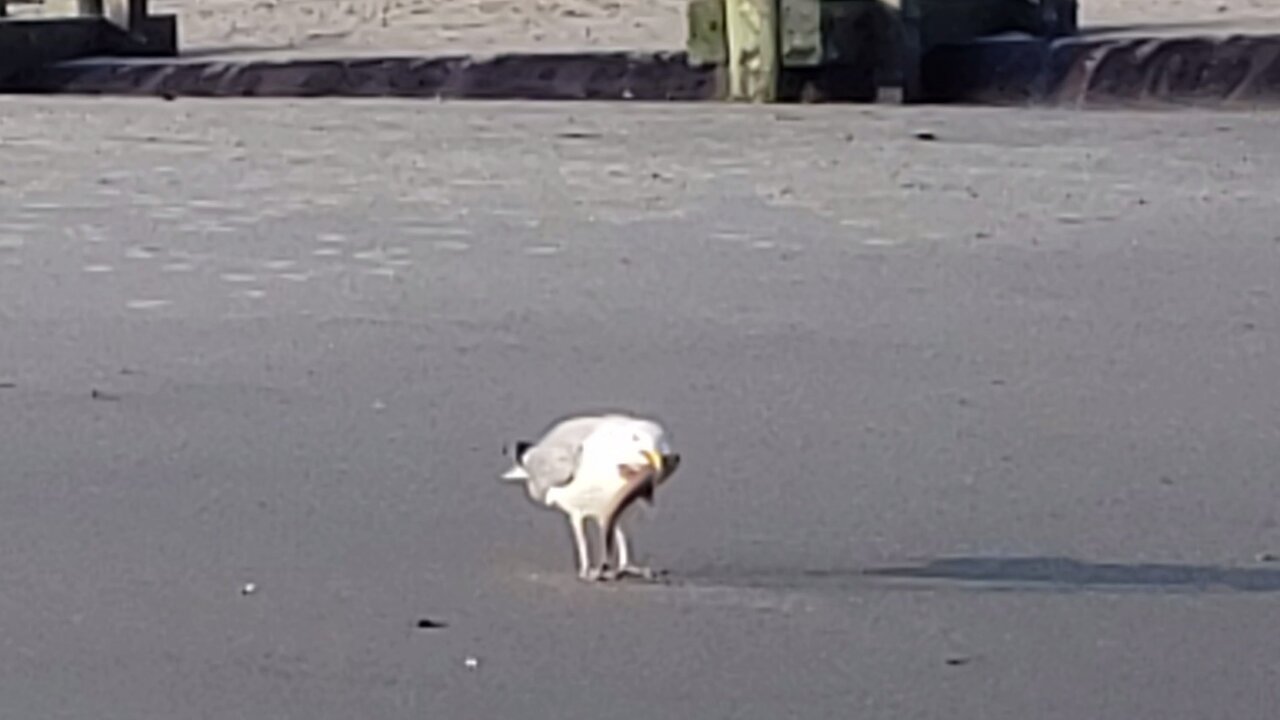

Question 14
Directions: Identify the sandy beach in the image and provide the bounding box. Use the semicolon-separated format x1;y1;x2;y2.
149;0;1280;55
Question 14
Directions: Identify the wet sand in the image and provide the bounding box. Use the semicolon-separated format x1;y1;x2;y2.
2;99;1280;718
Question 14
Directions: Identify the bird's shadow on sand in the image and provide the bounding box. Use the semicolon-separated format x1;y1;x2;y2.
672;555;1280;596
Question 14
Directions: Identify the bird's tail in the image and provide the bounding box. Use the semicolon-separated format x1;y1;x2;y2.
499;441;533;481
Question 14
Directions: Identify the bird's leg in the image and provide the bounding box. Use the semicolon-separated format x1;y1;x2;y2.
609;523;656;581
612;525;631;568
567;512;597;580
590;522;624;582
597;465;664;582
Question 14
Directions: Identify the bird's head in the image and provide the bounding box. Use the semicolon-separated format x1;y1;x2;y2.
583;419;673;478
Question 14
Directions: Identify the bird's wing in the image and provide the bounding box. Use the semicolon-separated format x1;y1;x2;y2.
517;414;634;500
519;441;582;497
501;415;600;482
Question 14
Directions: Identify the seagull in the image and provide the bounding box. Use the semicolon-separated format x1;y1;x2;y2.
501;413;681;581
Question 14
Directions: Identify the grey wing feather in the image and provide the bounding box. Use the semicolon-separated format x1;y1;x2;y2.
519;443;581;500
519;414;628;501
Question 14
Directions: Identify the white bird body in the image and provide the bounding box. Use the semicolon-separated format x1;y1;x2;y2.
501;412;680;581
544;454;628;518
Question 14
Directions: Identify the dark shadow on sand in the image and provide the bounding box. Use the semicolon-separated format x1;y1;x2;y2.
865;555;1280;594
671;556;1280;595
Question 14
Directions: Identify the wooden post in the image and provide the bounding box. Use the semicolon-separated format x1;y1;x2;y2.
687;0;728;67
779;0;822;67
724;0;779;101
687;0;729;98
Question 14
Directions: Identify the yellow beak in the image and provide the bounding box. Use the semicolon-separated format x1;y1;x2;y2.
641;449;664;474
